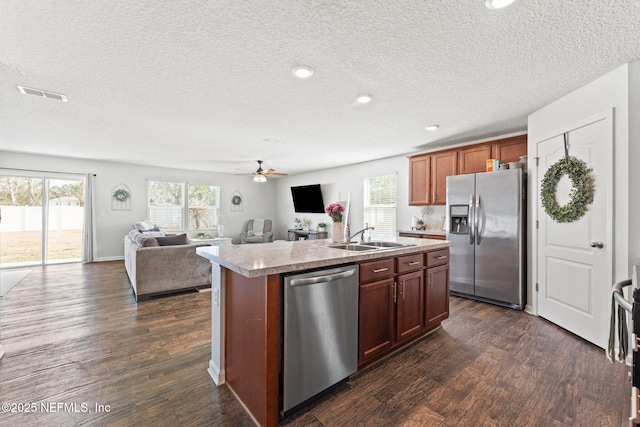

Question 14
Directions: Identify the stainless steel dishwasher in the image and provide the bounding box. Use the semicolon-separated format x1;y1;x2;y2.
281;263;359;417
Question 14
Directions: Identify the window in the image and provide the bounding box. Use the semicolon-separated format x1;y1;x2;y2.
148;180;220;232
188;184;219;230
363;174;397;238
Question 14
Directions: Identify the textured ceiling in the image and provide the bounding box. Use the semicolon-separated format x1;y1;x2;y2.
1;1;639;176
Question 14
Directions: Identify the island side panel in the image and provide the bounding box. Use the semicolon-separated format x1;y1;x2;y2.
225;269;280;427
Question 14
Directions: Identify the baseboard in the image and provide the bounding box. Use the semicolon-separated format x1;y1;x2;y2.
95;256;124;262
208;359;225;385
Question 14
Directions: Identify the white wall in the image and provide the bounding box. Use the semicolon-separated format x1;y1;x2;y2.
527;62;637;313
629;60;640;269
0;151;278;260
273;154;445;241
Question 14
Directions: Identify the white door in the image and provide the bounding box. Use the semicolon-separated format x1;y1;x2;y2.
536;112;612;348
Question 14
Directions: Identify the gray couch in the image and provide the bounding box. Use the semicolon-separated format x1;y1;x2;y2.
124;229;212;301
240;219;274;243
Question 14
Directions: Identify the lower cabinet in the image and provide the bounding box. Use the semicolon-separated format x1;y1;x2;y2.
358;249;449;368
396;269;424;342
426;263;450;328
358;277;395;362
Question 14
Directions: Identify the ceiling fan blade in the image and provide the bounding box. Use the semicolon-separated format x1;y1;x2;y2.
263;168;288;176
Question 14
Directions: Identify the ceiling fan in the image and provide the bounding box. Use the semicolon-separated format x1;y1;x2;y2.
252;160;288;182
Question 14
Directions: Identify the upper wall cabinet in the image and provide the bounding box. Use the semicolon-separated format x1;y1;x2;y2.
408;134;527;206
458;144;492;175
409;155;430;205
431;151;457;205
493;135;528;163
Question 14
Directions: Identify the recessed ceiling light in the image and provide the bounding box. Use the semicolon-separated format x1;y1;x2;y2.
425;124;440;131
356;94;373;104
485;0;516;10
292;65;314;79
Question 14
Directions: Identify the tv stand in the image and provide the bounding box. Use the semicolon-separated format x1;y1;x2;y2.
287;229;328;241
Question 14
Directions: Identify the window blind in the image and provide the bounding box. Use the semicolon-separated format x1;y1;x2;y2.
363;174;397;238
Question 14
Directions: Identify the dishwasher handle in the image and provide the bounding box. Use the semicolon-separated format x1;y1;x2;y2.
289;269;355;287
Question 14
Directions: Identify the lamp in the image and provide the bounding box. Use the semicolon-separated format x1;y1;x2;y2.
253;174;267;183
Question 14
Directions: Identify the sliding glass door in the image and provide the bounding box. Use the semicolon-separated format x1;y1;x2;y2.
0;173;85;268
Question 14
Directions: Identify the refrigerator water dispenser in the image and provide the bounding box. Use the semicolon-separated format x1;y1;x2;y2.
449;205;469;234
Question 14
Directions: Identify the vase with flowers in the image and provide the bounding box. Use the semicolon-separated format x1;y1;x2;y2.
325;203;345;243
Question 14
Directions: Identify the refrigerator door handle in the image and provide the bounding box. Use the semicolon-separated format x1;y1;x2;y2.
469;194;475;245
475;194;480;246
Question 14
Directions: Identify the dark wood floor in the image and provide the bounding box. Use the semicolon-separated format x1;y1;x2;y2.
0;262;631;427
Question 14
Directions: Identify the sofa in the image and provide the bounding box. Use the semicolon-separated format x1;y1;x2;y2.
124;227;212;302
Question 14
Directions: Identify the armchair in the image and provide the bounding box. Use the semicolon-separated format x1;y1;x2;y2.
240;219;274;244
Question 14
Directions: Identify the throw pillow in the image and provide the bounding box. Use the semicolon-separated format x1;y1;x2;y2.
247;230;255;237
133;233;160;247
156;233;189;246
142;231;166;237
134;221;162;232
253;231;264;237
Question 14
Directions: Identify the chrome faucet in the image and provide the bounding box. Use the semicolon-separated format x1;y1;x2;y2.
347;223;375;242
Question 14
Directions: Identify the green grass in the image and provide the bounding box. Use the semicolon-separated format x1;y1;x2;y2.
0;230;82;264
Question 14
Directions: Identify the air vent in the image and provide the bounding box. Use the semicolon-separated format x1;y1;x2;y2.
17;85;67;102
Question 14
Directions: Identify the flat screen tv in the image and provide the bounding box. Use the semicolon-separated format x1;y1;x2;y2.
291;184;325;213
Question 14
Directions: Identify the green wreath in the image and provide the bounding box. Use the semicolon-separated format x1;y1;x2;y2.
112;188;130;202
231;195;242;206
540;156;594;223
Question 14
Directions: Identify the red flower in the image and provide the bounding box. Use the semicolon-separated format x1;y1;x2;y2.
325;203;345;222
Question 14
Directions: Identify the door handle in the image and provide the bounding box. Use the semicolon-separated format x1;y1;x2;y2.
289;269;354;286
474;194;480;246
392;282;397;303
469;194;474;245
590;241;604;249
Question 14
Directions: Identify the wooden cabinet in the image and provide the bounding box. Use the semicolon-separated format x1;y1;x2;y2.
408;134;528;205
430;151;457;205
359;277;395;362
359;250;448;368
425;248;450;328
493;135;527;164
459;144;492;174
409;155;430;205
396;269;424;342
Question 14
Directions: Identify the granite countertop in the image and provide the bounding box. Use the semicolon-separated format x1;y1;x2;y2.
397;229;447;236
197;237;452;278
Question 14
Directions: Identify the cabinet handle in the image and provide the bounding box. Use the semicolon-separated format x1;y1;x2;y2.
437;255;448;260
401;280;405;300
407;261;421;266
373;267;389;273
392;282;397;303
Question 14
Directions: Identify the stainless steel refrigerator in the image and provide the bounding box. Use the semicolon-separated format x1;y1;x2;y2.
446;169;526;309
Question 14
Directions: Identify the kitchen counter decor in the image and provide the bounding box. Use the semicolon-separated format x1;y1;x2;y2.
325;203;345;243
540;155;594;223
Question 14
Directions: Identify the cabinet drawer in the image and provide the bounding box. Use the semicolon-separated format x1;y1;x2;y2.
397;253;424;274
360;258;395;282
426;249;450;267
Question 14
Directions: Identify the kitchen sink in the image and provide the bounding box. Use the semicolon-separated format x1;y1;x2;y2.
361;241;408;248
328;243;380;251
327;241;416;252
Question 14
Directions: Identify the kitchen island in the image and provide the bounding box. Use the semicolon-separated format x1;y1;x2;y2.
197;237;452;426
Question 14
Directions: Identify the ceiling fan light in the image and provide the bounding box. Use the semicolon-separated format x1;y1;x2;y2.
292;65;314;79
485;0;516;10
254;174;267;183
